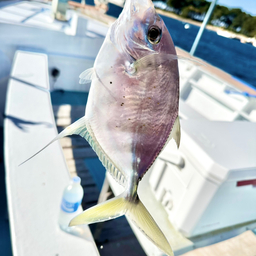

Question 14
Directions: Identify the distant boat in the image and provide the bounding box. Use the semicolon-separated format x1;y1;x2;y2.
241;41;253;46
216;30;233;38
216;30;243;42
184;23;190;29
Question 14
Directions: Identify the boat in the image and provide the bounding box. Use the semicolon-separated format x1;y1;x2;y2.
184;23;190;29
216;30;233;38
1;1;256;256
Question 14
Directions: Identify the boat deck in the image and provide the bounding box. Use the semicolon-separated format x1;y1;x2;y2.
176;48;256;96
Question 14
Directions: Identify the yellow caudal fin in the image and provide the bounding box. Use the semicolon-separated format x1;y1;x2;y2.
69;193;128;226
69;193;174;256
127;197;174;256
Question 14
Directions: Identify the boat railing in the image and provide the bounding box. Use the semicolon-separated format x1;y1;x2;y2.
4;50;99;256
178;60;256;122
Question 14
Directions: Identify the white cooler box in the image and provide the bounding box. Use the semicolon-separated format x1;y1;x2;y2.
149;120;256;238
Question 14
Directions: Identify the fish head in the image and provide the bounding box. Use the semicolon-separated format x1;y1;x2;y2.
110;0;176;60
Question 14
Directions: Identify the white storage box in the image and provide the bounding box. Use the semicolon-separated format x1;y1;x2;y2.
149;120;256;237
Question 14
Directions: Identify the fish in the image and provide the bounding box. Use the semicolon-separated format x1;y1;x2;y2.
21;0;180;255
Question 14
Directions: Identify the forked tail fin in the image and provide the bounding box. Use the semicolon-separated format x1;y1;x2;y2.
69;193;174;256
127;197;174;256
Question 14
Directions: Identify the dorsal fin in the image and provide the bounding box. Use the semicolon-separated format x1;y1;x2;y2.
169;116;180;148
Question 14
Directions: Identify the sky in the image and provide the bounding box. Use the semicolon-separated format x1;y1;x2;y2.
215;0;256;16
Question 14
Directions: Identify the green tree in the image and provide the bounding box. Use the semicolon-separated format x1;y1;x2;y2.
229;9;246;31
181;6;191;18
165;0;256;37
167;0;186;9
211;5;229;21
241;16;256;36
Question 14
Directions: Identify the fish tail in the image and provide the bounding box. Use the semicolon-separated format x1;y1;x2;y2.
69;192;174;256
126;195;174;256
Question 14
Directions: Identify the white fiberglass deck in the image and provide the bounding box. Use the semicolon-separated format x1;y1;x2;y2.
177;48;256;122
0;1;108;125
0;1;109;36
4;51;99;256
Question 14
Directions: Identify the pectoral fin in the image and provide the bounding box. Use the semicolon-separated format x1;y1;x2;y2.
79;67;96;84
132;53;203;72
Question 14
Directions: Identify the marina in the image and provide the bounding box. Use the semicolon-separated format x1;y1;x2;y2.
0;0;256;256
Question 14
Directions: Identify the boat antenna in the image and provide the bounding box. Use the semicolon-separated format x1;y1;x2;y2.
190;0;218;56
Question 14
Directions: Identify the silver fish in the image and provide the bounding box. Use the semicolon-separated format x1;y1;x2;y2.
22;0;180;255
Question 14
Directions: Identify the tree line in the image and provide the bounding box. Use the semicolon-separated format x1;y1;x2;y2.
165;0;256;37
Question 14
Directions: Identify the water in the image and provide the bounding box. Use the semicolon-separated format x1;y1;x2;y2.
79;1;256;89
160;16;256;89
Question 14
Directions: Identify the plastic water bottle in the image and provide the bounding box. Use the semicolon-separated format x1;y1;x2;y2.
58;176;84;231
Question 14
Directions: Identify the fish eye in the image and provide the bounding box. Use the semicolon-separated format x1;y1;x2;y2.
147;26;162;44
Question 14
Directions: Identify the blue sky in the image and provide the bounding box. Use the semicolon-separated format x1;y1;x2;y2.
215;0;256;15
